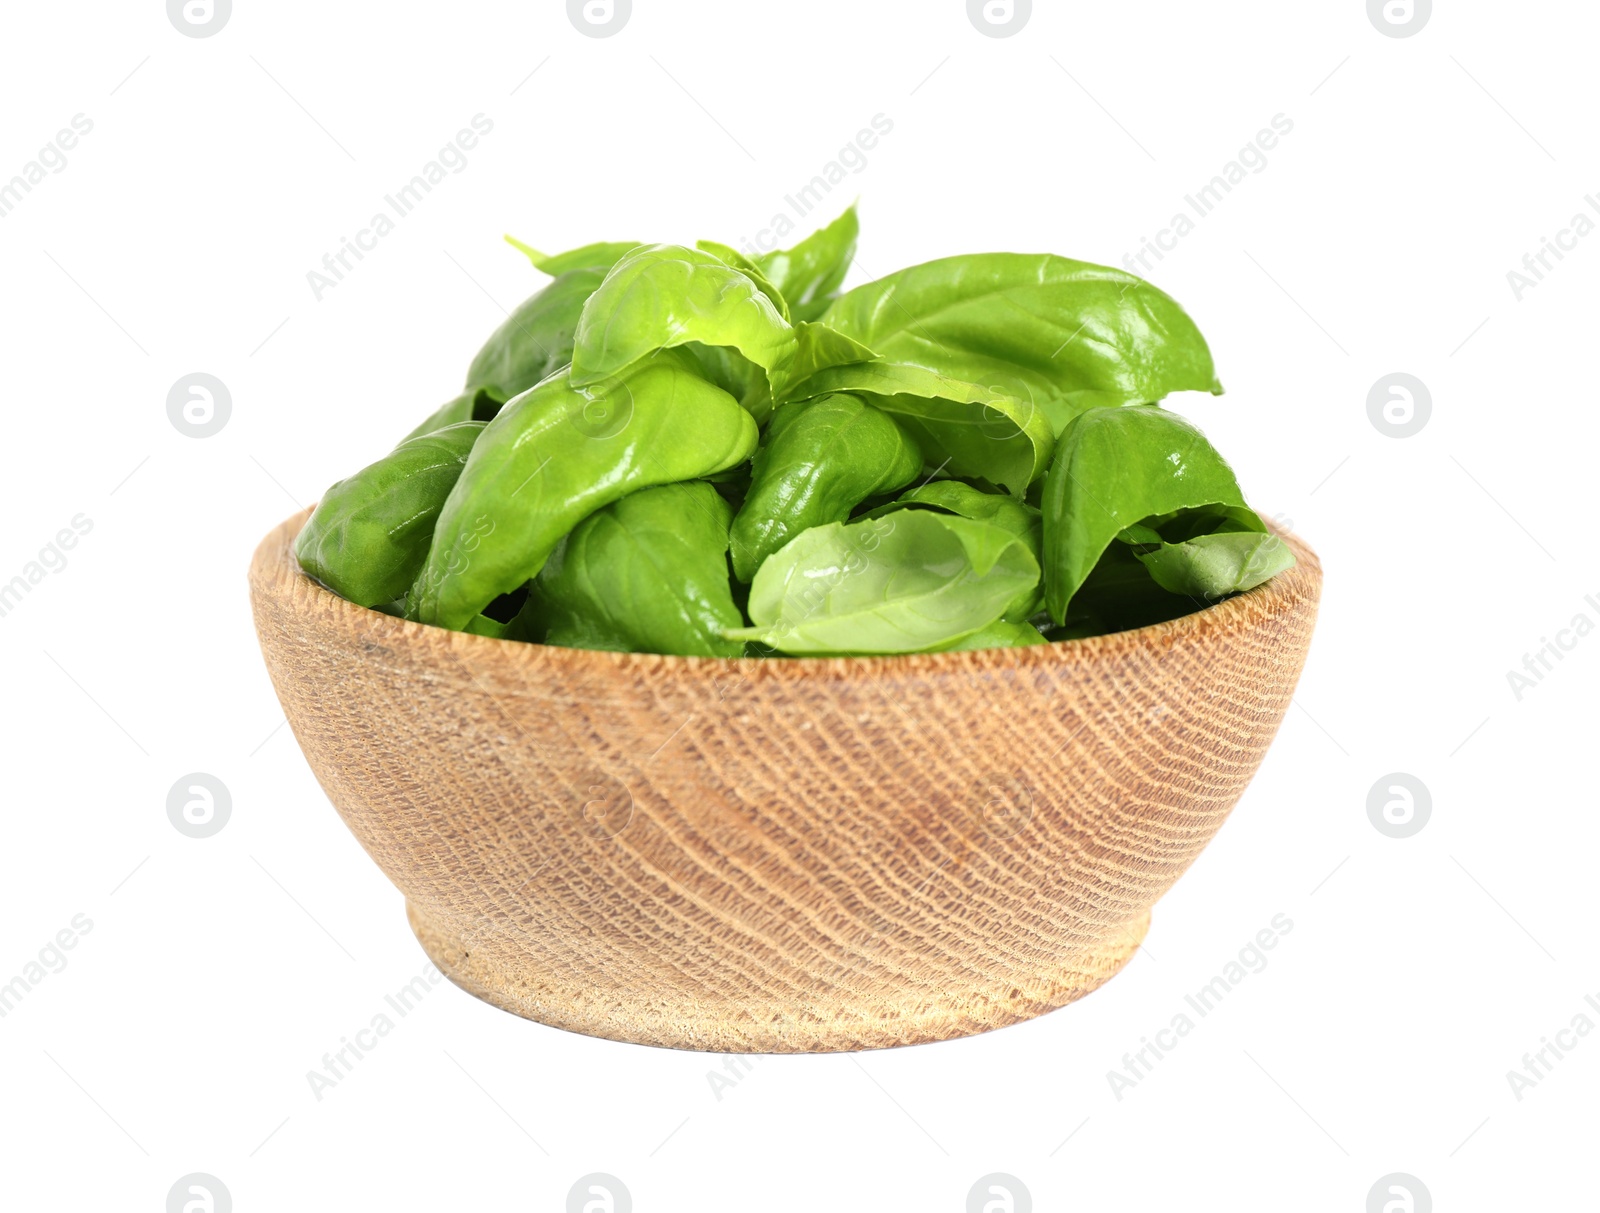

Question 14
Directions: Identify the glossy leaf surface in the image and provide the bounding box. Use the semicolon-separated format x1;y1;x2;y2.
411;353;757;629
571;244;796;388
1042;405;1251;623
525;481;745;656
297;421;484;607
822;254;1220;433
1135;530;1294;599
754;204;859;322
463;268;606;402
787;360;1052;494
727;510;1038;654
729;394;921;582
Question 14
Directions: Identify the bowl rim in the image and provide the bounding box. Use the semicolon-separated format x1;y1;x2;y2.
251;508;1321;680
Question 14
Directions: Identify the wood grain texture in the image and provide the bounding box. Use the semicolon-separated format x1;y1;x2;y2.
249;510;1320;1052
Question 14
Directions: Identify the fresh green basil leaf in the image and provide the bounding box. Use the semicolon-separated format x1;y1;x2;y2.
521;481;744;657
297;421;485;608
401;387;501;444
1134;502;1264;543
866;480;1043;620
935;618;1048;651
1042;405;1251;623
753;203;859;322
504;235;642;276
695;239;792;322
770;322;877;398
730;394;921;582
787;360;1052;494
1115;521;1166;545
1135;530;1294;599
1050;541;1195;638
821;254;1221;434
874;479;1040;534
726;510;1038;655
411;352;758;629
401;267;608;445
678;343;772;425
571;244;796;389
463;268;606;402
462;614;510;639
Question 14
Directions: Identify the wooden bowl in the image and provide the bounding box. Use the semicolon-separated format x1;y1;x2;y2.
250;509;1320;1052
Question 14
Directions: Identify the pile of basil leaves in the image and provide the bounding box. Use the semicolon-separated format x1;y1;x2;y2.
296;206;1293;657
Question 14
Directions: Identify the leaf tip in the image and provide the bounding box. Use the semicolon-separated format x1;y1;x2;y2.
504;234;548;269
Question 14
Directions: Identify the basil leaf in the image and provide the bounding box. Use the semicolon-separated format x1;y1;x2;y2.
935;619;1048;651
571;244;796;389
696;239;792;322
782;360;1052;494
729;394;922;582
1047;542;1194;638
884;480;1042;539
1042;405;1254;624
1131;502;1263;543
726;510;1038;655
522;482;744;657
1135;530;1294;599
681;343;774;426
821;253;1221;434
402;269;607;444
865;480;1043;620
411;352;758;629
753;203;859;322
462;614;510;639
463;268;607;402
297;421;485;607
504;235;642;276
400;387;500;444
770;322;877;397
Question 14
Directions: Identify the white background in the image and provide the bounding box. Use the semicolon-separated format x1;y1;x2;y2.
1;1;1594;1209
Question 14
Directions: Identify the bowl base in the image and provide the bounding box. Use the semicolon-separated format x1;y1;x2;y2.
406;900;1150;1053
